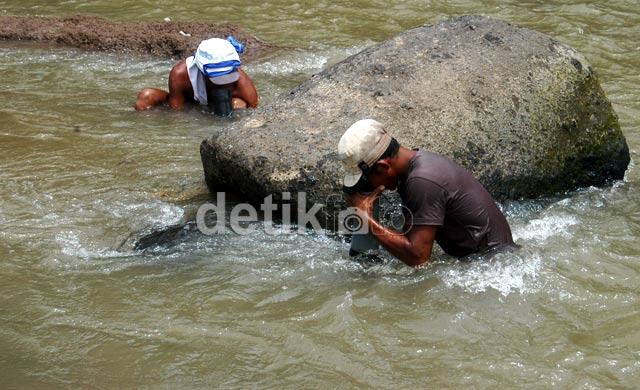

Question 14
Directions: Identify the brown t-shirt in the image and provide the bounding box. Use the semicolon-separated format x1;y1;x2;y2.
399;150;515;257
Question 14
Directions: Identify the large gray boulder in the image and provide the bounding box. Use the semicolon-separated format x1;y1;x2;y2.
201;15;629;225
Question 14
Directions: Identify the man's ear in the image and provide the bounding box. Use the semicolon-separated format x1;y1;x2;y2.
373;159;391;174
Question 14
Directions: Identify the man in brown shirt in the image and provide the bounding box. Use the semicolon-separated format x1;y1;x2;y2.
337;119;515;266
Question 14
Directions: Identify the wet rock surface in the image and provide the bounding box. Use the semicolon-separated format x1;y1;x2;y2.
201;15;630;226
0;15;274;61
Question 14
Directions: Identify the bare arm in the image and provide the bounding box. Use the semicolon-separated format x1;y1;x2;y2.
134;88;169;111
367;219;437;266
233;68;259;108
348;186;437;267
167;60;190;109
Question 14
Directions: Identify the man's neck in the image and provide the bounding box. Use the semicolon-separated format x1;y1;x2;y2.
397;146;417;182
400;146;417;166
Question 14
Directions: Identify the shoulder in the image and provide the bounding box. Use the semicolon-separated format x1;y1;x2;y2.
410;150;462;182
171;58;188;74
236;68;253;84
233;68;258;107
406;152;448;187
405;176;447;194
169;60;190;83
413;150;453;167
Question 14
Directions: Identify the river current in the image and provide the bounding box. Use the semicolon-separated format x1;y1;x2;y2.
1;0;639;388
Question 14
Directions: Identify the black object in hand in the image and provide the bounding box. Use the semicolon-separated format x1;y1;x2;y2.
211;88;233;117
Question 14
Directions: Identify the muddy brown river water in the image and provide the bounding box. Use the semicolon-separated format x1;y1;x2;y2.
0;0;639;388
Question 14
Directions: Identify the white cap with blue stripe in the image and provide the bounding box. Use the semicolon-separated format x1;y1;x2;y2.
194;38;241;85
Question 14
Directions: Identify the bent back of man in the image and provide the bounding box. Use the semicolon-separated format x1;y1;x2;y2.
399;150;514;258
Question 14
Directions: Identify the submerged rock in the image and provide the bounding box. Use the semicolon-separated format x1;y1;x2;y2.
200;15;630;226
130;221;198;251
0;15;274;61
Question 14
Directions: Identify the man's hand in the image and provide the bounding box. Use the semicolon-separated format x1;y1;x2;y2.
346;185;437;267
232;98;248;109
346;185;385;216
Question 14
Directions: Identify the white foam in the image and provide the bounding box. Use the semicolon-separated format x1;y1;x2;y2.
623;158;634;182
246;43;373;77
247;52;329;75
55;230;126;260
337;291;353;310
51;198;183;265
437;253;542;295
512;213;578;242
103;198;184;227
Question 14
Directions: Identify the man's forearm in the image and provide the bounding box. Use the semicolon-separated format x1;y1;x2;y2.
366;216;429;266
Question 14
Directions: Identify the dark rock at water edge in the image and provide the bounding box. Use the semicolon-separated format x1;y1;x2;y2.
201;15;630;226
122;221;198;252
0;15;274;61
